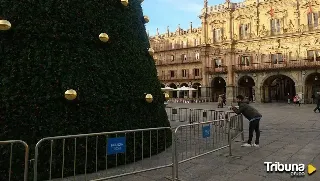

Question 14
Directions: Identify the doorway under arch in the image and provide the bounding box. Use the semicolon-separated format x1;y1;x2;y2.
179;83;189;98
262;74;296;102
238;76;255;102
192;83;201;98
211;77;226;102
169;83;177;98
305;73;320;104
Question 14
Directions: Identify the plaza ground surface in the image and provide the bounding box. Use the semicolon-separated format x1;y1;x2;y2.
53;102;320;181
110;102;320;181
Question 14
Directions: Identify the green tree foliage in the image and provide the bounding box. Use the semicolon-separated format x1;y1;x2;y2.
0;0;171;180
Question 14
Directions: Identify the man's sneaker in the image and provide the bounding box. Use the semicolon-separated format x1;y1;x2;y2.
241;143;252;147
252;144;259;147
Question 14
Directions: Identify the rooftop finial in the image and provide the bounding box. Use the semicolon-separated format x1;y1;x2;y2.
156;28;159;35
167;26;169;34
204;0;208;8
190;22;193;31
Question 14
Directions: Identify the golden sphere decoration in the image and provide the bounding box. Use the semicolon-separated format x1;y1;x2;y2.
64;89;77;100
0;20;11;31
164;93;170;101
121;0;129;6
145;94;153;103
99;33;109;42
148;48;154;56
143;16;149;23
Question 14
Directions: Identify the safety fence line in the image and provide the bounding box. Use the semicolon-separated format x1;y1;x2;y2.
0;115;243;181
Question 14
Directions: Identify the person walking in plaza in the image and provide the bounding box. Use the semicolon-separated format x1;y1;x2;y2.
313;92;320;113
218;95;223;108
293;94;301;107
222;94;226;106
231;95;262;147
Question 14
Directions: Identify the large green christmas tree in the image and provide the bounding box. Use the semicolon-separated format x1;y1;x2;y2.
0;0;171;180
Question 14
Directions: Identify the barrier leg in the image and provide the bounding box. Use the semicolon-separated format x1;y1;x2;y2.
240;116;245;142
228;120;232;156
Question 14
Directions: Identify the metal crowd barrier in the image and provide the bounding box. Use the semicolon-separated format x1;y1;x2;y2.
0;140;29;181
166;107;230;124
1;113;244;181
171;114;244;180
33;127;172;181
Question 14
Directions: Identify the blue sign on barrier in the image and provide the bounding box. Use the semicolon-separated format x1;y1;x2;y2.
202;125;210;138
107;137;126;155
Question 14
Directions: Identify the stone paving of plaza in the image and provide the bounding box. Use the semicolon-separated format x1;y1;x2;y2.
109;102;320;181
52;102;320;181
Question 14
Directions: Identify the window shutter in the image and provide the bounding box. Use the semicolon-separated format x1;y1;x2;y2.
199;68;202;76
213;29;216;42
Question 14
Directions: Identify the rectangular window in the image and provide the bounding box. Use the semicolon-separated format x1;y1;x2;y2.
183;41;187;48
214;29;221;42
182;69;187;77
195;52;200;60
308;12;319;29
239;24;249;39
194;69;200;76
271;19;281;35
214;59;222;68
240;56;251;66
181;54;187;61
170;71;175;77
271;53;283;64
307;50;320;61
171;55;174;61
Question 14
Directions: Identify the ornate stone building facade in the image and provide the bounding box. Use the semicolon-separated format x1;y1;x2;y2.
150;0;320;103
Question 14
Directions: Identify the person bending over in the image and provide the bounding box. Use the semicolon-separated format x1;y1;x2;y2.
232;95;262;147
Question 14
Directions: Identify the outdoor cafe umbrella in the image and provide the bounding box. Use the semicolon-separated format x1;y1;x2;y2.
161;87;174;91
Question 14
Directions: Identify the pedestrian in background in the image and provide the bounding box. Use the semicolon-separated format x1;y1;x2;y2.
314;92;320;113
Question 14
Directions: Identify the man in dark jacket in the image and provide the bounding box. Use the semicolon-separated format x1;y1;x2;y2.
314;92;320;113
232;95;262;147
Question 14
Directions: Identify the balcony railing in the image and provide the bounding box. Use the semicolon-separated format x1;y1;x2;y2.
157;74;203;81
205;66;227;74
233;59;320;72
155;57;201;66
152;43;201;52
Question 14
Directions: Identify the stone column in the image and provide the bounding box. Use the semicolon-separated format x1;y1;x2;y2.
226;65;234;103
254;86;261;103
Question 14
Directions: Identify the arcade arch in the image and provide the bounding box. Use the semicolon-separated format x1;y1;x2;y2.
237;76;255;102
168;83;177;98
179;83;189;98
211;77;226;102
305;73;320;104
192;83;201;98
261;74;296;102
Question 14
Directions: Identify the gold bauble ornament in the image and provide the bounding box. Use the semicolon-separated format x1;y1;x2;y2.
121;0;129;6
0;20;11;31
144;16;149;23
64;89;77;100
145;94;153;103
99;33;109;42
164;93;170;101
148;48;154;56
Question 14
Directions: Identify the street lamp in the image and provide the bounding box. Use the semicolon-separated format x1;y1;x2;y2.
315;76;318;81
